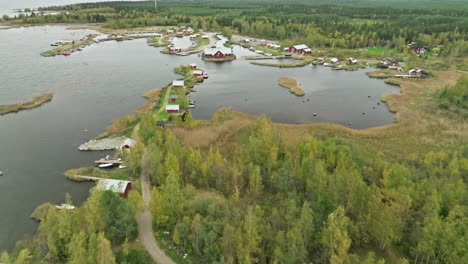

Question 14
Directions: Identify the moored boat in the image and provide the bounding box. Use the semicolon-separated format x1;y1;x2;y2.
98;163;114;168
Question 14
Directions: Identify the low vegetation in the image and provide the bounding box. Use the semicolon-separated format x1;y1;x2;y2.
438;75;468;117
278;77;305;96
0;93;53;115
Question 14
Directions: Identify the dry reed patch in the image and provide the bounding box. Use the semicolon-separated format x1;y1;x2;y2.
136;88;162;114
171;110;256;148
278;77;305;96
366;69;398;79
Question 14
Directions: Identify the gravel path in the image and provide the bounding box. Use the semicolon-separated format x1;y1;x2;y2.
137;151;176;264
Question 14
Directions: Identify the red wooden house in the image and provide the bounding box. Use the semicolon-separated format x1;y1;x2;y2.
289;44;312;54
193;70;204;78
166;104;180;113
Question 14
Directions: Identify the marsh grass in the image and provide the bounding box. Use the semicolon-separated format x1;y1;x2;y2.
278;77;305;96
0;93;53;115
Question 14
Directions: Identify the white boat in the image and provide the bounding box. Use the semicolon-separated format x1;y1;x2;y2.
189;104;196;108
55;203;75;210
98;163;114;168
118;165;127;169
203;73;209;79
189;100;195;104
0;171;3;176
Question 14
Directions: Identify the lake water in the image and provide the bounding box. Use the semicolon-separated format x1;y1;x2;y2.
0;0;133;16
0;25;398;251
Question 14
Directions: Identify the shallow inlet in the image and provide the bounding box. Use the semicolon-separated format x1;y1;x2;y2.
0;26;398;251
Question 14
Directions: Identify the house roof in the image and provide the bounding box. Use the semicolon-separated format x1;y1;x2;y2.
293;44;309;50
122;138;136;148
166;105;180;111
193;70;204;75
190;63;197;66
204;47;232;56
96;179;131;194
172;80;185;86
331;58;340;62
303;48;312;52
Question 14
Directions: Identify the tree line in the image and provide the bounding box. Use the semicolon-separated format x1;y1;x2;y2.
3;1;467;57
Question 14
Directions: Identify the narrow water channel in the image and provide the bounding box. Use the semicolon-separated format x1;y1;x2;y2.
0;26;398;250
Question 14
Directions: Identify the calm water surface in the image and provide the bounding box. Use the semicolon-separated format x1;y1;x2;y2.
0;0;134;16
0;25;398;251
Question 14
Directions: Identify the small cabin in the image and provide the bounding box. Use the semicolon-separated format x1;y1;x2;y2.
121;138;136;149
318;57;326;63
348;58;358;65
170;95;178;102
190;63;198;69
202;35;209;39
166;104;180;113
176;32;184;38
166;29;174;35
203;47;234;59
193;70;204;77
330;58;341;64
172;80;185;88
283;47;290;52
243;38;251;43
96;179;132;198
169;46;182;52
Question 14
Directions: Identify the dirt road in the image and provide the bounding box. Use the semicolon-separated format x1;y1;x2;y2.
137;152;175;264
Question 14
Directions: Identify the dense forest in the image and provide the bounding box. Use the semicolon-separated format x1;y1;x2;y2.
2;113;467;263
0;1;467;263
2;0;467;57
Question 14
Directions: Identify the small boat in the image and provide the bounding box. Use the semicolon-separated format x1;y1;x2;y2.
50;43;59;46
62;52;71;56
98;163;114;168
118;165;127;169
55;203;75;210
189;104;196;108
0;171;3;176
203;73;209;79
189;100;195;104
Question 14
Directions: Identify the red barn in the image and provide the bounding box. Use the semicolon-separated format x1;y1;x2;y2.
330;58;341;64
170;95;178;102
190;63;198;69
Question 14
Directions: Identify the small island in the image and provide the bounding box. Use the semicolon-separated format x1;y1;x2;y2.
278;77;305;96
0;93;54;115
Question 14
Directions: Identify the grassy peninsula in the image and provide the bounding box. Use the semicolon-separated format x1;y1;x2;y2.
278;77;305;96
41;34;96;57
0;93;53;115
